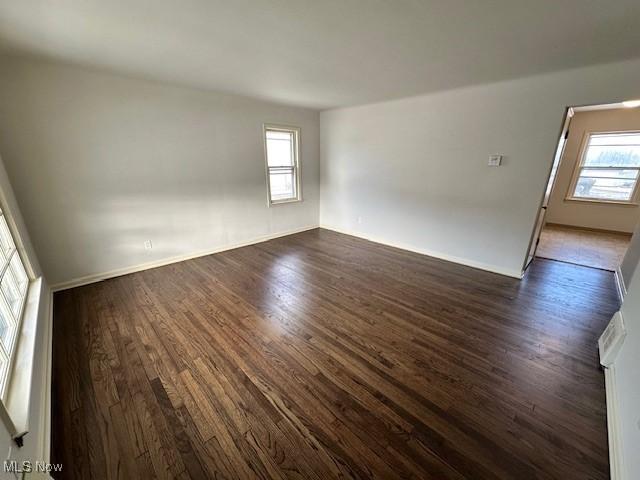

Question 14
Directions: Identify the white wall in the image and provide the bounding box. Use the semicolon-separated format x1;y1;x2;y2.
546;108;640;232
620;220;640;288
320;58;640;277
614;269;640;479
0;57;320;287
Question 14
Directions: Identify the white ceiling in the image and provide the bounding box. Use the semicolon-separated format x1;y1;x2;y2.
1;0;640;110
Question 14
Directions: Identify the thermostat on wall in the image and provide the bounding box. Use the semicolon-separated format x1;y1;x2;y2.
488;155;502;167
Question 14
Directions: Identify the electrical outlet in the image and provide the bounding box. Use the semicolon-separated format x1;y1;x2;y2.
357;216;363;225
144;240;153;250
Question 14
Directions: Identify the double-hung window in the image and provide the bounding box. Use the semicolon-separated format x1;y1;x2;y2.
569;132;640;203
0;209;28;397
264;125;301;204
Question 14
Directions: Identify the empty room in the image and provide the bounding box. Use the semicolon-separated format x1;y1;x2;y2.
0;1;638;479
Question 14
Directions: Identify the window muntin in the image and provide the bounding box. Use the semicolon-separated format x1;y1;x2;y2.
264;126;301;204
0;211;29;397
570;132;640;203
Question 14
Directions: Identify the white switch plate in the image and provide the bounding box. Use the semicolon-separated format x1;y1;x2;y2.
488;154;502;167
144;240;153;250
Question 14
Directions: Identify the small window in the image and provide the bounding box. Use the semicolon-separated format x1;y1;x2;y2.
264;125;301;204
569;132;640;203
0;210;29;397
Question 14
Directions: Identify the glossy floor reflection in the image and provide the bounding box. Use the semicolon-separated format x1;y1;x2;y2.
52;228;617;479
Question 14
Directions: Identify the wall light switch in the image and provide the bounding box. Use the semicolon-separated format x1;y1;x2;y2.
488;155;502;167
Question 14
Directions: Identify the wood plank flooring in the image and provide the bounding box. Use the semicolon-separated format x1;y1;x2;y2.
51;228;617;479
536;223;631;271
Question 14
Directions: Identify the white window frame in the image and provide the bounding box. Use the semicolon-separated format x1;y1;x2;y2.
0;210;30;401
566;130;640;205
263;124;302;206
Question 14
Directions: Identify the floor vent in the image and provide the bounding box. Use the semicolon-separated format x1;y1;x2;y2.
598;311;626;367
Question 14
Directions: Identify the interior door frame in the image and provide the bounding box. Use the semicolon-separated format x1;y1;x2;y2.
520;107;574;273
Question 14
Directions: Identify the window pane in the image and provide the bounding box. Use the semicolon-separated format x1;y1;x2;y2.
590;133;640;147
584;146;640;167
1;269;22;318
575;133;640;201
0;216;15;258
0;296;14;351
269;170;295;200
266;130;294;167
0;348;8;395
9;254;27;295
584;133;640;168
574;175;635;201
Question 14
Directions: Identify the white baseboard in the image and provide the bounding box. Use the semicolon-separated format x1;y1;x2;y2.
51;225;319;291
615;267;626;302
604;365;625;480
320;224;524;279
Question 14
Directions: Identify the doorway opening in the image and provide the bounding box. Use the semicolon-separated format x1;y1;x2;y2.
526;101;640;289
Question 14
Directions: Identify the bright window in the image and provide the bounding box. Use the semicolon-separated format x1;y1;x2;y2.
570;132;640;203
264;125;301;204
0;210;28;397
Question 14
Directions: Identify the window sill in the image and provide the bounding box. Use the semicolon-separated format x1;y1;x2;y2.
0;277;46;439
269;197;303;206
564;197;639;207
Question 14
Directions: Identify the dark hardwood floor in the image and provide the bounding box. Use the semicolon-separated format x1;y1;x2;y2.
51;228;616;479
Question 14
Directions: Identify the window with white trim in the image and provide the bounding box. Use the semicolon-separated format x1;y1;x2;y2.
264;125;301;204
569;132;640;203
0;209;28;397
